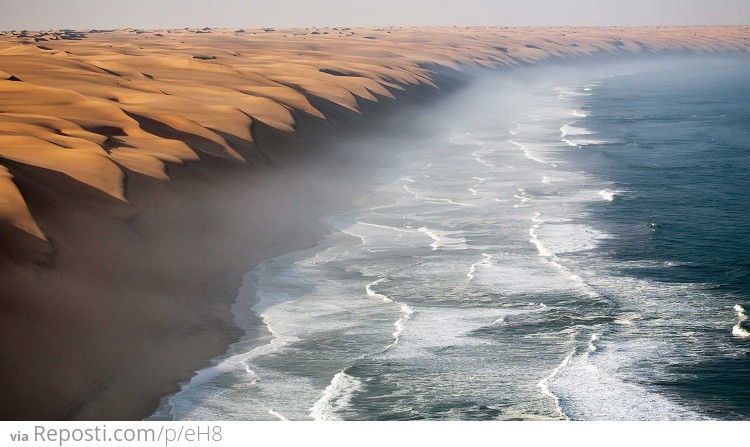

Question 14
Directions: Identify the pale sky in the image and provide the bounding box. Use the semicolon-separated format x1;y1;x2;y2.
1;0;749;31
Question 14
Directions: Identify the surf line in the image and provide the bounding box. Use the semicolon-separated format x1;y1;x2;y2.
309;370;362;421
537;347;574;421
160;265;288;420
338;227;377;253
508;139;551;166
402;183;476;208
310;278;413;421
268;409;289;421
528;212;601;299
468;176;486;196
467;253;493;280
471;147;496;168
538;332;602;420
366;278;414;351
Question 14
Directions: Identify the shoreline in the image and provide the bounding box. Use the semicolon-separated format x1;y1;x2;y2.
0;60;470;420
0;27;748;420
151;143;420;420
145;84;467;420
172;56;750;420
104;71;470;420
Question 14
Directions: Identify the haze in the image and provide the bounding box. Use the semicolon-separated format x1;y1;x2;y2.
1;0;749;31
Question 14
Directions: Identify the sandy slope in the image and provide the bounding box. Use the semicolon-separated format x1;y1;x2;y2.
1;26;748;240
0;26;747;419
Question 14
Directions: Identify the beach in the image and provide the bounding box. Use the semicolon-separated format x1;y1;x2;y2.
0;26;748;420
158;57;750;420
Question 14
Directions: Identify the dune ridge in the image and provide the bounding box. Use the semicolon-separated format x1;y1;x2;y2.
1;26;748;241
0;26;748;420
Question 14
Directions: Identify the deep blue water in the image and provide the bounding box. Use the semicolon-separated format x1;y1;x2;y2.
581;62;750;290
572;59;750;418
156;57;750;421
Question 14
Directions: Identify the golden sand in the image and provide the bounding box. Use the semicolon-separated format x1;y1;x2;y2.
0;26;748;242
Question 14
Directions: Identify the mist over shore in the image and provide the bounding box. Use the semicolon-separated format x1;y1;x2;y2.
0;26;747;420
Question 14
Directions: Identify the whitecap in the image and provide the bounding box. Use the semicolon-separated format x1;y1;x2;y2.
509;139;550;165
268;409;288;421
309;372;363;421
467;253;493;280
468;176;486;196
598;189;621;202
418;226;467;250
732;305;749;338
549;336;709;420
560;123;593;138
553;86;592;99
538;345;575;420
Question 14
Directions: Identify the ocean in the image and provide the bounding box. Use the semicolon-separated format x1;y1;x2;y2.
153;56;750;421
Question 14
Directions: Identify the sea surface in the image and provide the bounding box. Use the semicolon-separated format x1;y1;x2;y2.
153;56;750;421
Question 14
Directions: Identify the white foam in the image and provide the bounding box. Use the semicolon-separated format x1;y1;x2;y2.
549;336;708;420
170;293;295;392
513;188;533;208
268;409;288;421
471;147;496;168
527;213;603;299
366;278;413;350
403;183;476;208
529;222;553;258
534;223;609;254
309;371;363;421
467;253;493;280
366;278;394;303
583;82;600;92
732;304;749;338
418;226;467;250
391;303;414;348
586;333;599;352
554;86;592;99
560;123;592;138
613;313;641;326
425;197;477;207
339;227;367;246
509;139;550;165
357;221;413;234
475;254;585;297
468;176;486;196
537;345;575;420
560;122;608;147
565;138;610;147
598;189;621;202
378;305;542;363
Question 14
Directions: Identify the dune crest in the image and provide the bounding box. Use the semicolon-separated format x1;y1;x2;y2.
0;26;748;242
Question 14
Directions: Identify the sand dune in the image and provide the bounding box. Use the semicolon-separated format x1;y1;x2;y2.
1;26;748;241
0;26;748;419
